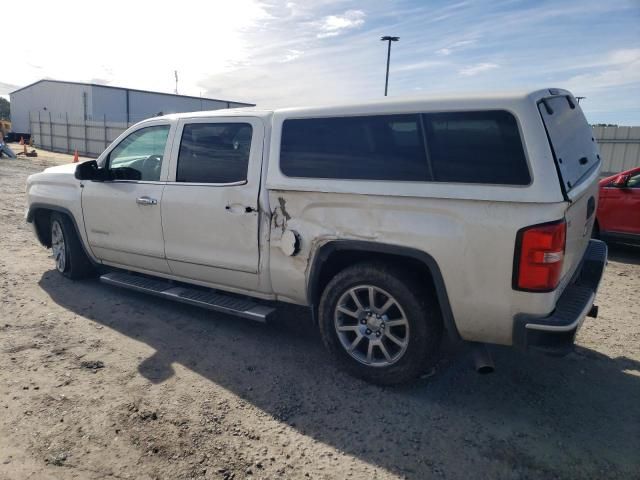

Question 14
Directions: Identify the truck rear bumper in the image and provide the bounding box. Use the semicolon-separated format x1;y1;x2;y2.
513;239;608;356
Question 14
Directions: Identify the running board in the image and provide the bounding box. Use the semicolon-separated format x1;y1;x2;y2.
100;272;275;322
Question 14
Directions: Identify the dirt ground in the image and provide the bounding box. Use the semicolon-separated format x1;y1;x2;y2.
1;146;639;480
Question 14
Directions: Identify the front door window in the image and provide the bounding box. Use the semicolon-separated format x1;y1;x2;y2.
108;125;170;181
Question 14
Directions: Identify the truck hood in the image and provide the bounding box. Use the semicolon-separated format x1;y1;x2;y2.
26;162;79;189
43;163;78;174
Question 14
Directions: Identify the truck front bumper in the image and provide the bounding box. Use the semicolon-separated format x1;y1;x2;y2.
513;239;608;356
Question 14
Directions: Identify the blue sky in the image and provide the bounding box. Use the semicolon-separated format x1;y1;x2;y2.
2;0;639;124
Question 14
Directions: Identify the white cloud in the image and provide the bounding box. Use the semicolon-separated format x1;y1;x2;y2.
436;39;476;56
280;49;304;63
88;78;112;86
0;81;20;96
564;49;640;90
315;10;366;38
608;48;640;65
393;60;446;73
459;62;499;76
2;0;638;123
3;0;270;99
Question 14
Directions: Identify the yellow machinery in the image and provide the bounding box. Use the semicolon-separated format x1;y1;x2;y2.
0;119;10;135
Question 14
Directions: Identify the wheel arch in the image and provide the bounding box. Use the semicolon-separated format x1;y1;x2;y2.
307;240;460;341
27;203;97;265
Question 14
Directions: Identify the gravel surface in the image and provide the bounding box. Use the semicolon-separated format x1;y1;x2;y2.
1;148;639;480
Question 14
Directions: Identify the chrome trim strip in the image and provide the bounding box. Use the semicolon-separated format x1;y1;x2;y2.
165;180;247;187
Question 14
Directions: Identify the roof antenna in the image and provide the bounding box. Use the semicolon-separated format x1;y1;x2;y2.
174;70;179;94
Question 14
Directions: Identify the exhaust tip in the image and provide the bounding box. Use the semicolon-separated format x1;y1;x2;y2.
476;364;495;375
471;343;495;374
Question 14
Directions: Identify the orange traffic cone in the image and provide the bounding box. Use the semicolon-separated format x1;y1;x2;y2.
73;149;79;163
19;136;24;145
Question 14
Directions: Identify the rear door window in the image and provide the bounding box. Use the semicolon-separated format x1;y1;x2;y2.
280;114;431;181
280;111;530;185
177;123;253;183
538;95;600;192
422;110;530;185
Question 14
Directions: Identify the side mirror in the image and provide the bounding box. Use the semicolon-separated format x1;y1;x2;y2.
75;160;101;181
611;174;630;188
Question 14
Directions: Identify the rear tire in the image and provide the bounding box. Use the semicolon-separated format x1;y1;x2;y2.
318;262;442;385
50;212;95;279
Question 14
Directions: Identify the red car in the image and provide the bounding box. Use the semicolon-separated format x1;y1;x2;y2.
595;166;640;244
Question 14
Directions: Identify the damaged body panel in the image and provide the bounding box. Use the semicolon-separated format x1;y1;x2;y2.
267;189;569;345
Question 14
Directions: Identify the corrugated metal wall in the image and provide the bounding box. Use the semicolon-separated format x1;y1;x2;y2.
10;80;253;134
593;126;640;175
123;89;229;123
10;82;91;133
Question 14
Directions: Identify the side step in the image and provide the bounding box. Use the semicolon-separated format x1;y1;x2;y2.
100;272;275;322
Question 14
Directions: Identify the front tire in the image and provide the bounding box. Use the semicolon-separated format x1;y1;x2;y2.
318;262;442;385
50;212;95;279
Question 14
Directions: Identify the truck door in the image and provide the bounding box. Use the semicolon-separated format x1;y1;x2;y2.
601;169;640;235
81;122;174;274
161;117;264;288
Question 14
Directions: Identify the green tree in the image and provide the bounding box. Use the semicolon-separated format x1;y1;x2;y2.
0;97;9;120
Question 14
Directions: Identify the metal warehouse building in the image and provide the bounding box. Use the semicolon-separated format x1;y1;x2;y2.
9;79;254;135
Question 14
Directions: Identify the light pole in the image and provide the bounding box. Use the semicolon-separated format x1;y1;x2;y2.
381;36;399;96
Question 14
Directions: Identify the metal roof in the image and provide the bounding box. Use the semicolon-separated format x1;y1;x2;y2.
9;79;254;106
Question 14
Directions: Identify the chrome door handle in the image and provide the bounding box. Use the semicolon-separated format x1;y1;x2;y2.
136;196;157;205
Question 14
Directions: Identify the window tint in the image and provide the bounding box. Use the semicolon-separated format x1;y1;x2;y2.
108;125;170;181
177;123;252;183
538;96;599;192
280;111;530;185
423;111;530;185
280;115;430;181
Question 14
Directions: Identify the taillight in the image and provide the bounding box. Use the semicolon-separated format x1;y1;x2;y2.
513;219;566;292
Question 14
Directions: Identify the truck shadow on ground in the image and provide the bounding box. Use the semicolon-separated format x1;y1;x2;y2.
39;271;640;479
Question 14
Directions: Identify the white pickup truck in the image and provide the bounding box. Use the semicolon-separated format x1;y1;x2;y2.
26;88;607;384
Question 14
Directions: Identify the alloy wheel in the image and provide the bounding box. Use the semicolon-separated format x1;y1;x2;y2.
51;220;66;273
334;285;410;367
